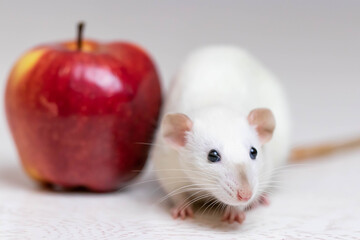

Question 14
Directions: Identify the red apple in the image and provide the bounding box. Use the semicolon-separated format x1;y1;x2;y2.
5;23;162;191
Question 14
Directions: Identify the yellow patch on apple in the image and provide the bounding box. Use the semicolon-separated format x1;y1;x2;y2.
12;48;47;85
24;165;43;182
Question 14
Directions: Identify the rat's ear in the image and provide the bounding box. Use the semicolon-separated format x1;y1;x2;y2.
162;113;193;148
247;108;276;144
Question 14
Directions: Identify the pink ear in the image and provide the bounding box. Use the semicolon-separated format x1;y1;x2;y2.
247;108;276;144
162;113;193;148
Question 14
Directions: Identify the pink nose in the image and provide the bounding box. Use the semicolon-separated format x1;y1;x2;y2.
237;189;252;202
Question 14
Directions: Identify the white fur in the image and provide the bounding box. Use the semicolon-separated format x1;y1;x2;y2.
150;46;290;209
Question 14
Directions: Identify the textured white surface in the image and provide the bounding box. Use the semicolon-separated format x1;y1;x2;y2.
1;152;360;239
1;1;360;239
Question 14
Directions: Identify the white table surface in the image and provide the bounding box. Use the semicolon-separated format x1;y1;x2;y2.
1;151;360;240
1;1;360;239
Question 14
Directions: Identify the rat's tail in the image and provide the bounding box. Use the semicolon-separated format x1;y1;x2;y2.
289;137;360;162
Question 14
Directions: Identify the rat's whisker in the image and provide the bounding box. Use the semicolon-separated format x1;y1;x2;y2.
157;184;218;204
139;166;222;182
268;163;312;174
133;142;166;148
139;168;217;177
213;200;225;216
124;177;193;187
211;199;224;217
196;190;221;214
180;190;208;207
180;192;214;211
200;198;220;217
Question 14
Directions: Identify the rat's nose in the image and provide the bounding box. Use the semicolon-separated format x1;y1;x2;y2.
236;189;252;202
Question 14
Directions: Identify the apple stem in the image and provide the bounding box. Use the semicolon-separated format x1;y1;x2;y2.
77;22;85;51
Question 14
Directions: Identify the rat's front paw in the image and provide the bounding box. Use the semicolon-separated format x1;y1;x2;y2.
171;204;194;220
222;206;246;224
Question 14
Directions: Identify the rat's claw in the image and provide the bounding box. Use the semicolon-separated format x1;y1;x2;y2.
171;205;194;220
222;206;246;224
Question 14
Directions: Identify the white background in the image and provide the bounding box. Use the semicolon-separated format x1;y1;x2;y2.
0;1;360;239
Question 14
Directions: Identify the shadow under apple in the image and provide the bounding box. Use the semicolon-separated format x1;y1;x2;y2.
0;160;36;190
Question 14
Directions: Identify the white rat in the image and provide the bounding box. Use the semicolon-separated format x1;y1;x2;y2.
150;45;291;223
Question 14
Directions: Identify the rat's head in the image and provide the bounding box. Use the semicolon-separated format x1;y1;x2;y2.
161;107;275;207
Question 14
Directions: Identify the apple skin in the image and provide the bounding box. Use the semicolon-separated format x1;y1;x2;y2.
5;40;162;192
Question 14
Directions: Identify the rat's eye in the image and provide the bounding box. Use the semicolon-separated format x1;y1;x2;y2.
249;147;257;160
208;149;221;163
